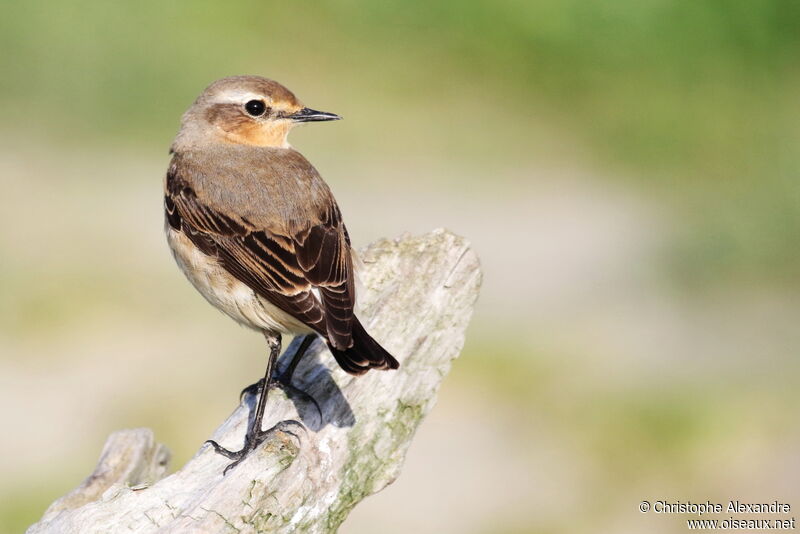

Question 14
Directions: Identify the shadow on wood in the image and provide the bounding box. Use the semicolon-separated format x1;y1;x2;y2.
276;336;356;432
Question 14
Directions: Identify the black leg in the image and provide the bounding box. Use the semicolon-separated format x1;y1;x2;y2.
249;333;280;440
207;332;297;474
239;333;317;400
279;334;316;384
273;334;322;416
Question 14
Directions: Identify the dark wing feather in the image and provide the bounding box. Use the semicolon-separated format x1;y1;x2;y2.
294;204;355;350
165;174;353;346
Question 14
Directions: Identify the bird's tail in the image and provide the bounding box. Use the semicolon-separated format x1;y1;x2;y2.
328;317;399;375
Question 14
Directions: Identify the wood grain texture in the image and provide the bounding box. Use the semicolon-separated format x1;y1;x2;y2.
28;229;482;534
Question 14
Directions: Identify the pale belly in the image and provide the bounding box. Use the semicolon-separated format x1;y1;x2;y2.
165;226;313;335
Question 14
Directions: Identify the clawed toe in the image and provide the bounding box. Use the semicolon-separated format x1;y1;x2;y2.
206;419;305;474
205;434;266;474
266;419;305;440
239;378;265;400
204;439;251;474
205;438;257;461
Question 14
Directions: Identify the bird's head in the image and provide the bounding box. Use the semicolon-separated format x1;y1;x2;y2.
173;75;340;150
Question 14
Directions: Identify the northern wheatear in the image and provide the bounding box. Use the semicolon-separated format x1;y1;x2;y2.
165;75;398;472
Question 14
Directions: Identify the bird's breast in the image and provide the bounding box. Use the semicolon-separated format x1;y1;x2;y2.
165;223;312;335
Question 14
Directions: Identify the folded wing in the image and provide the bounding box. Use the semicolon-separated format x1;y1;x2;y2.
166;170;354;350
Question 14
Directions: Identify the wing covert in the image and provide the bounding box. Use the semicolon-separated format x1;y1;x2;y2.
165;170;355;348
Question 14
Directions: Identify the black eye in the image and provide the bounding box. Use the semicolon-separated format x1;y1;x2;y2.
245;100;267;117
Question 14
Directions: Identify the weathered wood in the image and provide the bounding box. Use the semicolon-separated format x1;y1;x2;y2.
28;229;481;534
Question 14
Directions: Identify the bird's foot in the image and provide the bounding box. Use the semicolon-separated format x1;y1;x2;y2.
206;419;304;475
239;378;265;401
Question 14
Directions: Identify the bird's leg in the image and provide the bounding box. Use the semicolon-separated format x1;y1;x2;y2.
207;332;300;474
276;334;316;385
238;333;316;400
271;334;322;416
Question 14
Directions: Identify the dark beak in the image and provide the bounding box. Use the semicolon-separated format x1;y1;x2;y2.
289;107;342;123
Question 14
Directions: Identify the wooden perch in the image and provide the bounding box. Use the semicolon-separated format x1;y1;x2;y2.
28;229;482;534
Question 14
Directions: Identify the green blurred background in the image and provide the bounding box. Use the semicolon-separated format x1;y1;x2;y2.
2;1;799;532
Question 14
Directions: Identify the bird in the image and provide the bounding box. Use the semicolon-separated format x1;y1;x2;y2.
164;75;399;472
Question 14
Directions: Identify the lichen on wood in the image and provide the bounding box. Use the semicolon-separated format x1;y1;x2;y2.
28;229;482;534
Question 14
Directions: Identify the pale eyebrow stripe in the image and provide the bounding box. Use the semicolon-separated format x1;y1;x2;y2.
213;91;265;104
213;92;294;113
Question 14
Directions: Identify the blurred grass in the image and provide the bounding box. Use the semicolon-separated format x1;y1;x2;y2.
0;491;48;534
458;328;800;485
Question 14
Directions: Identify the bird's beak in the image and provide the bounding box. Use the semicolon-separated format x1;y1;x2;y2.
289;107;342;123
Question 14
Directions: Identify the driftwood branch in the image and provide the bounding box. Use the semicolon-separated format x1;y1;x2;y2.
28;229;482;534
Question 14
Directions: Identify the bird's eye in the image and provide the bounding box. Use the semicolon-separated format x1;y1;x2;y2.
245;100;267;117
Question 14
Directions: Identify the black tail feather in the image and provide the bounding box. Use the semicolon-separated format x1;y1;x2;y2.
327;318;399;375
